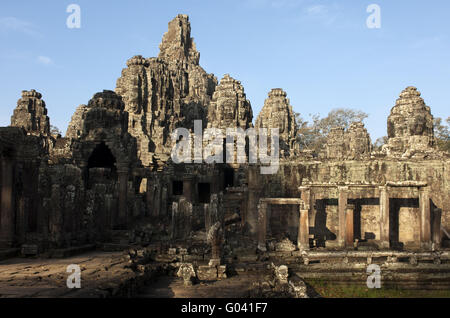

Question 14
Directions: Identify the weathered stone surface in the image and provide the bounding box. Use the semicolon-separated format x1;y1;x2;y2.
11;90;50;136
272;264;289;284
207;74;253;130
158;14;200;66
66;104;88;140
0;16;449;297
384;86;435;158
324;122;372;160
171;197;193;240
115;14;217;166
197;265;218;281
177;263;196;286
255;89;298;157
347;122;372;159
275;238;296;252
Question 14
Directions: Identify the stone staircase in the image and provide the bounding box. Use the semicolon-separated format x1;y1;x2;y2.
102;230;131;251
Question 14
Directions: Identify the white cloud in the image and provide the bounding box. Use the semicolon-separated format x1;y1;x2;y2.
303;3;339;26
0;17;41;37
306;4;327;15
37;56;53;65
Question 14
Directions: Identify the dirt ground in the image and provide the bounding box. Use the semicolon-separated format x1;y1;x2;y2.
0;251;134;298
138;272;270;298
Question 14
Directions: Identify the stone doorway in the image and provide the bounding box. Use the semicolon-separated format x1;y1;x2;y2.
389;198;420;250
223;168;234;189
88;142;116;171
268;204;299;244
198;182;211;204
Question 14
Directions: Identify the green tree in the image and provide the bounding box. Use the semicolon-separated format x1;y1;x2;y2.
434;117;450;152
373;136;388;151
50;125;62;137
295;108;369;154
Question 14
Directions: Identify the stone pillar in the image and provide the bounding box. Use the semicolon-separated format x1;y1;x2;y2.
300;186;314;233
240;189;248;226
146;182;154;217
153;185;161;217
379;186;390;249
419;187;431;250
0;158;14;247
432;208;442;249
247;166;261;236
257;200;267;251
345;204;355;248
16;163;27;244
183;177;193;202
338;186;348;248
298;203;310;251
117;167;128;228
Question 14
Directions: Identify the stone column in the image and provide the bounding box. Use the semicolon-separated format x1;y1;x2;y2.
146;181;154;217
153;185;161;217
345;204;355;248
240;188;248;226
419;187;431;250
298;202;310;251
300;186;314;233
432;208;442;249
183;177;193;202
15;163;27;244
117;166;128;228
257;200;267;251
0;158;14;247
338;186;348;248
247;166;261;236
379;186;390;249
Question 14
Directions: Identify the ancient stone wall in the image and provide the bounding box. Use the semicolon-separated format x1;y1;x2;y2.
1;15;449;255
246;159;450;250
324;122;372;160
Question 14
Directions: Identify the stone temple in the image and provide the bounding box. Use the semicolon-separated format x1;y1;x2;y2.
0;14;449;297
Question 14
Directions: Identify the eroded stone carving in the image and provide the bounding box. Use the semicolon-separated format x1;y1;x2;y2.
115;14;217;166
207;74;253;130
384;86;435;158
255;89;298;157
11;90;50;136
177;263;196;286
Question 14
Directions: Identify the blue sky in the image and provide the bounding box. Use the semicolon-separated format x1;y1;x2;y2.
0;0;449;140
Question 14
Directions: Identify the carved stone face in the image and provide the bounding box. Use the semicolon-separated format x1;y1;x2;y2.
275;265;289;284
218;98;236;124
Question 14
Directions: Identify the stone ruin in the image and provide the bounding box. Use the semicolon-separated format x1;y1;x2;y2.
11;90;50;137
255;88;298;158
0;15;449;291
324;122;372;160
115;14;217;166
384;86;435;158
207;74;253;130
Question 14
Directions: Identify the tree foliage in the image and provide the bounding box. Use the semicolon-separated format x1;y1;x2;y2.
295;108;369;154
434;117;450;153
50;125;62;137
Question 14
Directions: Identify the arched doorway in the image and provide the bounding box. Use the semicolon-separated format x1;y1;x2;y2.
88;142;116;170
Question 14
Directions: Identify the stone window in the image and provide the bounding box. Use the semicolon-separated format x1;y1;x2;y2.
223;168;234;189
198;182;211;203
172;180;183;196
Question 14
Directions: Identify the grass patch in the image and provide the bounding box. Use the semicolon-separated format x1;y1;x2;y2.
304;278;450;298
